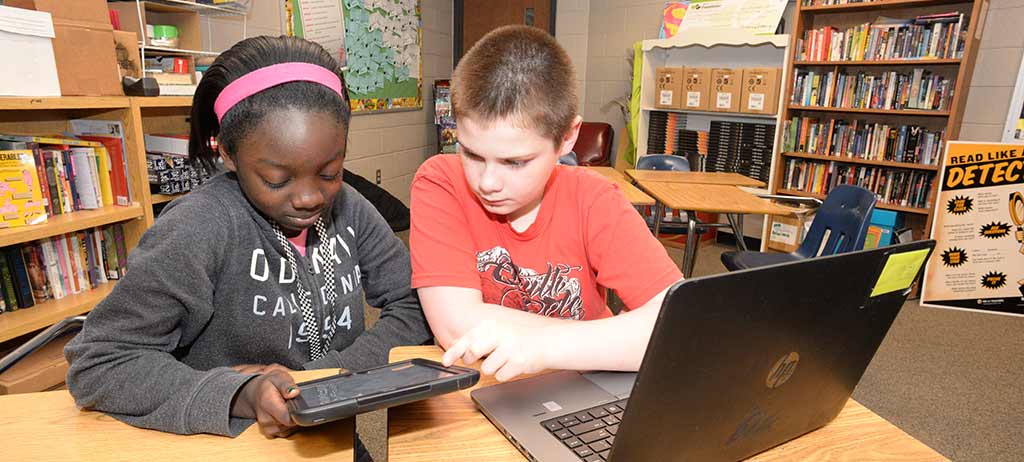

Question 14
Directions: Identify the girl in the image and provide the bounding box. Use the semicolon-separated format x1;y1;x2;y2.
65;36;431;443
410;26;683;382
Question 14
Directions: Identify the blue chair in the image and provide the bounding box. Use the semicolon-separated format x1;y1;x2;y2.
720;185;877;271
637;153;689;171
635;155;704;234
558;151;580;166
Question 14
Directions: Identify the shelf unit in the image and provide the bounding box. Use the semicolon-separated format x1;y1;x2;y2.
0;96;192;348
636;31;790;247
774;0;987;241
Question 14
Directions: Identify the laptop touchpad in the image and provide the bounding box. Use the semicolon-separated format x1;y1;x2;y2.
582;372;637;398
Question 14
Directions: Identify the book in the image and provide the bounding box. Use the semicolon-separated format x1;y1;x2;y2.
71;232;90;291
41;150;64;214
3;141;56;219
91;146;114;206
81;231;99;288
38;238;66;300
0;149;47;228
113;224;128;277
6;246;35;309
102;226;120;280
0;256;18;310
55;235;78;295
69;148;101;210
22;245;51;302
90;229;108;286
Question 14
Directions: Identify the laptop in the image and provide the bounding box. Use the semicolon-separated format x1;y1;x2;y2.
471;240;935;462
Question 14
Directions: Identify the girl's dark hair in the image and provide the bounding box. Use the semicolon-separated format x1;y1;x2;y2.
189;35;350;171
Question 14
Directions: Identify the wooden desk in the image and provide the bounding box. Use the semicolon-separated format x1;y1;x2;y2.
583;166;655;206
635;181;795;277
625;169;767;188
0;369;355;461
387;346;945;462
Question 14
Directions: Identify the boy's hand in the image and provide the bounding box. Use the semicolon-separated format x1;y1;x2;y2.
231;369;301;438
442;319;551;382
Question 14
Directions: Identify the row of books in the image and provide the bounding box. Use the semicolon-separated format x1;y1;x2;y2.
0;224;127;313
781;117;945;165
797;13;968;62
790;68;954;111
0;122;134;228
0;137;122;228
782;158;934;209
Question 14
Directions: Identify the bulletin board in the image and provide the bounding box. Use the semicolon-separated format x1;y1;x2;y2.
286;0;423;114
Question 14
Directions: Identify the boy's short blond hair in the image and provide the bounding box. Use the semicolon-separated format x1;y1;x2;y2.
452;25;578;145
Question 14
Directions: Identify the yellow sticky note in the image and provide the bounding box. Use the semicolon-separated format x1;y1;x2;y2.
871;248;931;297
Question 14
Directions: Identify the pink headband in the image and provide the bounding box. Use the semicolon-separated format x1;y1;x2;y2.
213;62;344;122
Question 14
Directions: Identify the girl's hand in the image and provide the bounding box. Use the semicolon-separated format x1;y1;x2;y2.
442;319;553;382
231;369;301;438
232;363;295;375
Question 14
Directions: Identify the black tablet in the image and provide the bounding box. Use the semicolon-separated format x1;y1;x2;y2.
288;358;479;426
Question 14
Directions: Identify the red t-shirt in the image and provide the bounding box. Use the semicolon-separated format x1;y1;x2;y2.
410;155;681;320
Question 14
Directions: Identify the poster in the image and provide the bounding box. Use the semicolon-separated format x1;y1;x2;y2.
677;0;787;35
922;141;1024;316
286;0;422;114
286;0;348;68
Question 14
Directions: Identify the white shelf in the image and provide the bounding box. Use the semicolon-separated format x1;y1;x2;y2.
138;44;220;57
641;30;789;51
142;0;248;16
641;106;779;120
636;29;790;249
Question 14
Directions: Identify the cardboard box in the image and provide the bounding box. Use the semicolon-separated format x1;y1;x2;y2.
654;67;683;109
681;67;710;111
741;68;781;115
0;332;74;395
107;2;202;50
710;68;740;113
768;211;815;253
113;30;143;79
0;5;61;96
4;0;110;26
7;0;122;96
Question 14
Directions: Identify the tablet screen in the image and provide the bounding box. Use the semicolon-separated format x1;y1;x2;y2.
299;362;456;407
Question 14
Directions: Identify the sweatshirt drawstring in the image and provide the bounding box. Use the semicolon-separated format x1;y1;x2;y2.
272;218;339;361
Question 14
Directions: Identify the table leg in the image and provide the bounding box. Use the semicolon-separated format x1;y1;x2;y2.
652;202;664;236
683;210;701;278
726;214;749;251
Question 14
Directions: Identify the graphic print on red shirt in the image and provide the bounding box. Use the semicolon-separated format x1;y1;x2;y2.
476;246;585;320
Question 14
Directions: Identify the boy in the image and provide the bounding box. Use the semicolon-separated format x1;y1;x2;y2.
410;25;683;381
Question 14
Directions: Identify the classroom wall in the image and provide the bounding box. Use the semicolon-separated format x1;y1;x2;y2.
959;0;1024;141
555;0;591;109
204;0;454;205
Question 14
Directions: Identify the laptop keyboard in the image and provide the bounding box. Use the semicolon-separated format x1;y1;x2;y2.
540;398;627;461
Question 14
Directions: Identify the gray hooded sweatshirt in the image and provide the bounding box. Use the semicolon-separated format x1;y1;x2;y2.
65;173;432;436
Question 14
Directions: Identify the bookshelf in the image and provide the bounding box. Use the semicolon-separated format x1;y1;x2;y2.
0;96;191;348
636;31;791;247
774;0;988;241
0;284;115;344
